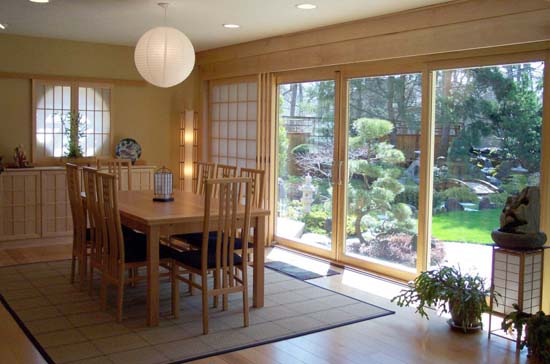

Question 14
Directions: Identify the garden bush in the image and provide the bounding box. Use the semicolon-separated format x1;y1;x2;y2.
439;186;479;203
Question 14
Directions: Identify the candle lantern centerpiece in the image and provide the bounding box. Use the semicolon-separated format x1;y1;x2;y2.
153;166;174;202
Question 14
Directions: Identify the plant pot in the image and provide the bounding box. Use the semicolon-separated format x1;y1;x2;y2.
491;229;546;250
448;300;482;333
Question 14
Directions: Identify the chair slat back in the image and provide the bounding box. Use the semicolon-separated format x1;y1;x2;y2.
82;167;103;267
194;161;215;195
96;172;125;276
202;177;252;279
239;168;265;208
66;163;86;252
214;164;237;197
97;158;132;191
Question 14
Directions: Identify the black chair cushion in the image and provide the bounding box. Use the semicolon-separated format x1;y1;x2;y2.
123;226;175;263
172;232;252;250
172;250;243;270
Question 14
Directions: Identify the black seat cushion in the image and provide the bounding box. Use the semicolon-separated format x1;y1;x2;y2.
172;232;252;250
171;250;243;270
123;226;175;263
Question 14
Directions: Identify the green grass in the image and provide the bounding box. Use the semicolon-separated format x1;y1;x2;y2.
431;209;501;244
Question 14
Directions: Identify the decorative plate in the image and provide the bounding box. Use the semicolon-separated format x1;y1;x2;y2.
115;138;142;164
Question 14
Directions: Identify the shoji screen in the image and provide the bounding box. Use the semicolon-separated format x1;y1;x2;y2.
210;81;258;168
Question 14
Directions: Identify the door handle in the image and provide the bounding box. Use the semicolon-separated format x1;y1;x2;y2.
338;161;344;186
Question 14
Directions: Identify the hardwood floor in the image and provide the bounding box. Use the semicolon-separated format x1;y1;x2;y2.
0;238;531;364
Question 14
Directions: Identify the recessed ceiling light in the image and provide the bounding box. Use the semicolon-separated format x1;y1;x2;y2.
296;3;317;10
223;24;240;29
0;24;6;30
29;0;50;3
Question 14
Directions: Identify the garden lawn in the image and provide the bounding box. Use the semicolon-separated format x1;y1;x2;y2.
431;209;501;244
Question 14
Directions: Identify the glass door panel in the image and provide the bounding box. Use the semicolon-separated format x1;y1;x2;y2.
344;73;422;272
276;80;336;253
429;62;545;281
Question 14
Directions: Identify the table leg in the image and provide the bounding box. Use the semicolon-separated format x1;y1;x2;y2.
253;215;265;308
146;225;160;326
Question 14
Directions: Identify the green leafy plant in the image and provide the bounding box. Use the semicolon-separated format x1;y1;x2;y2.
502;305;550;362
62;111;85;158
391;266;495;332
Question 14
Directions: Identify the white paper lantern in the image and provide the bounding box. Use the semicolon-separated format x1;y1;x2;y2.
134;26;195;88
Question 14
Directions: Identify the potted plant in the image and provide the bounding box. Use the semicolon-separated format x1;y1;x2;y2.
62;111;85;159
502;304;550;362
391;266;496;332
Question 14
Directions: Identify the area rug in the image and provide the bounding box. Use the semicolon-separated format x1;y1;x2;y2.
265;260;340;280
0;260;393;364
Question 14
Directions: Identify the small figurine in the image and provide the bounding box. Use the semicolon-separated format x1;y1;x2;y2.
13;144;31;168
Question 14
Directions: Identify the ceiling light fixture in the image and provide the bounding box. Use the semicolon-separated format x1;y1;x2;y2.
134;2;195;88
29;0;50;3
0;24;5;30
296;3;317;10
223;24;240;29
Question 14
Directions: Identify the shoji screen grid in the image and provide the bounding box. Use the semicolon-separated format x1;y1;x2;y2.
78;86;111;157
35;83;72;159
210;81;258;169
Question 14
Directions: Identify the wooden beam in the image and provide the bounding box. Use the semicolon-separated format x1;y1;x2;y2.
199;8;550;80
0;71;146;87
197;0;550;66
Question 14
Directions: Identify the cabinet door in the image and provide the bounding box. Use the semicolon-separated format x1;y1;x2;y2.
41;170;72;237
0;171;41;241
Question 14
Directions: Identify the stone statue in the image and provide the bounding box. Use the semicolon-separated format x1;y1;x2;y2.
492;186;546;249
499;186;540;234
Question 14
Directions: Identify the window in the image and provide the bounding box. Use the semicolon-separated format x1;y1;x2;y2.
209;80;257;168
33;80;112;161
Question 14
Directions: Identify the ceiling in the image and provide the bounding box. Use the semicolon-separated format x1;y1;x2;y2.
0;0;451;52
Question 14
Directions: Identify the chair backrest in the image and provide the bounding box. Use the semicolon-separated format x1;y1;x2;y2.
239;168;265;208
214;164;237;197
194;161;215;195
215;164;237;178
82;167;103;266
66;163;86;249
95;172;125;276
96;158;132;191
201;177;252;277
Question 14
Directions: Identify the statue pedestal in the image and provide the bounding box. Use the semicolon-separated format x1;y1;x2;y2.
491;230;546;250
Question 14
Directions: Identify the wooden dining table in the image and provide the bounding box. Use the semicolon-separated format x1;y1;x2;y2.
117;190;270;326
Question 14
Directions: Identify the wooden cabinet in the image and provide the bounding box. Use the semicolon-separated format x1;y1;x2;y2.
0;165;156;241
41;170;72;237
0;171;41;240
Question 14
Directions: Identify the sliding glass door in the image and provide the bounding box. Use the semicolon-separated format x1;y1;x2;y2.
429;61;545;280
272;57;546;281
343;73;422;274
276;80;337;258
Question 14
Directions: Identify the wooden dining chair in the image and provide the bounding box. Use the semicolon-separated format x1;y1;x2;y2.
94;171;177;322
171;177;253;334
239;168;265;209
82;167;106;295
167;161;216;250
193;161;216;195
237;168;265;261
97;158;133;191
66;163;91;289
